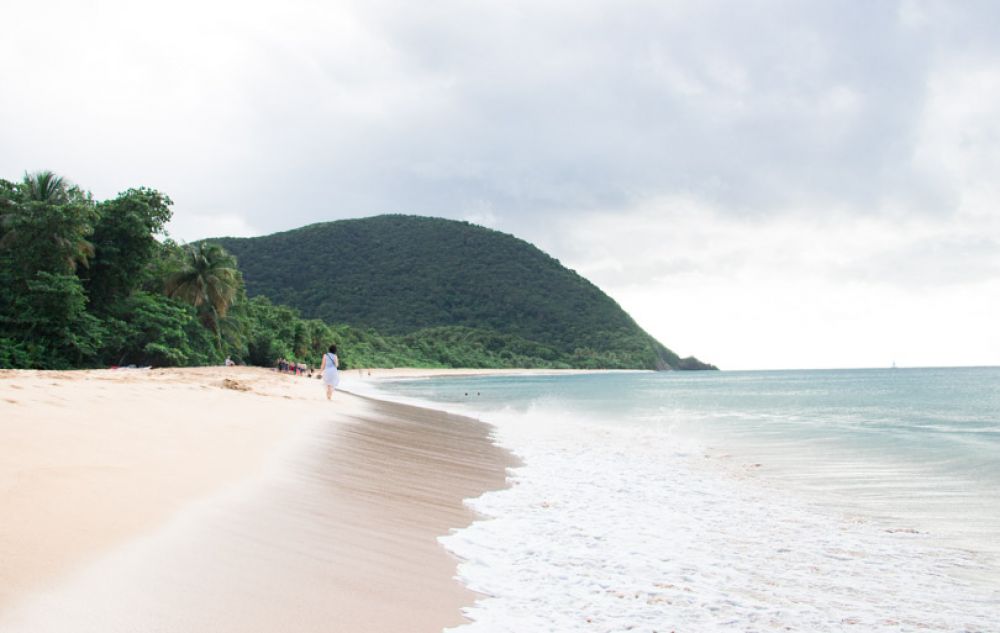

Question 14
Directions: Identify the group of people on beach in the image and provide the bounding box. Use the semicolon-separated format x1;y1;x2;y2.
276;358;309;376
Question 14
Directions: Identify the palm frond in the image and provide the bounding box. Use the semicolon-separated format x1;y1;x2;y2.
165;242;242;353
23;171;69;204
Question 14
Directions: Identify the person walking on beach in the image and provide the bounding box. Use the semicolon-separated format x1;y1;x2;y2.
320;344;340;400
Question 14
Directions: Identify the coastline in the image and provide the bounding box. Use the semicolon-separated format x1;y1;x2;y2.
346;367;645;379
0;366;519;631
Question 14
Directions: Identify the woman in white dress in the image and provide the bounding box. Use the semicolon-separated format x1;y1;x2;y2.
320;344;340;400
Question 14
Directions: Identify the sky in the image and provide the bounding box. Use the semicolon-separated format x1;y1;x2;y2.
3;0;999;370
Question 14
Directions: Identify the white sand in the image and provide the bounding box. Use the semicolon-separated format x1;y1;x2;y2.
0;366;516;632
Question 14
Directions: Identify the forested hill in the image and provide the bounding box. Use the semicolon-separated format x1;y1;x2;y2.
214;215;715;370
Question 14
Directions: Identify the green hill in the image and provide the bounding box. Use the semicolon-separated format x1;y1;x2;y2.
213;215;715;370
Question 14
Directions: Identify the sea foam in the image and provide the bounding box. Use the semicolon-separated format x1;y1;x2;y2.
435;403;999;633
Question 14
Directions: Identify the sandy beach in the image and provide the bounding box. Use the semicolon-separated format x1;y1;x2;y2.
0;366;515;632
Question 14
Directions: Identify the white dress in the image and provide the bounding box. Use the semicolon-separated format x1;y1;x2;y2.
322;353;340;387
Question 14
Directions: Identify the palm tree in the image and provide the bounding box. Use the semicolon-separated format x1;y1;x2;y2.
23;170;70;204
165;242;241;351
0;171;95;272
23;171;94;269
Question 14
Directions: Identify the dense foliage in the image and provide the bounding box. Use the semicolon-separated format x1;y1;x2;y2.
0;174;304;368
1;172;715;371
215;215;716;370
1;173;218;368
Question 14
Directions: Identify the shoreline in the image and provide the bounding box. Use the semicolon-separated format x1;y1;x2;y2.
0;366;520;631
346;367;647;379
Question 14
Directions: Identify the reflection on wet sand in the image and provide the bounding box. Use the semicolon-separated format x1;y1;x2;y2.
0;394;514;633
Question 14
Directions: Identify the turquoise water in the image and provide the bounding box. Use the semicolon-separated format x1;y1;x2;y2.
372;367;1000;631
381;367;1000;555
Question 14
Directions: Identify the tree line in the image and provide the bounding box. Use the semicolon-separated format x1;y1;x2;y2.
0;171;360;370
1;171;716;371
0;171;600;371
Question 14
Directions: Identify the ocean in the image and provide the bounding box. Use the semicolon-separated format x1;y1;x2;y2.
367;368;1000;632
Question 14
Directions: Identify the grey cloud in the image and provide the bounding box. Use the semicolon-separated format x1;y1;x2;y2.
841;235;1000;287
2;0;996;242
224;0;961;238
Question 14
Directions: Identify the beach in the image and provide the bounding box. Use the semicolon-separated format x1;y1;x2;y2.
0;366;514;632
7;366;999;632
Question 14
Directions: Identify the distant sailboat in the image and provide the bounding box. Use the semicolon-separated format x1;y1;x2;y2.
891;361;897;369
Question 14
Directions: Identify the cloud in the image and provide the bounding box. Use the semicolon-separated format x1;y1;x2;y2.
541;193;1000;368
544;194;1000;289
0;0;951;231
3;0;1000;367
167;213;261;242
5;1;925;230
335;0;941;219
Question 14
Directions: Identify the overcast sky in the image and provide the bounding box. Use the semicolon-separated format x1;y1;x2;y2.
3;0;999;369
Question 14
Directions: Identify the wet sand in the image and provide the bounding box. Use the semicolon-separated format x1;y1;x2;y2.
0;367;515;632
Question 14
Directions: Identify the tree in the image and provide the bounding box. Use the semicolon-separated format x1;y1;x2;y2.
0;172;102;368
97;291;218;367
1;171;98;275
164;242;241;352
84;188;173;309
236;295;300;366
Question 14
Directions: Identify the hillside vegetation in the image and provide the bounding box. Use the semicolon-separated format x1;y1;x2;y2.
215;215;715;370
0;171;714;371
0;172;546;371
